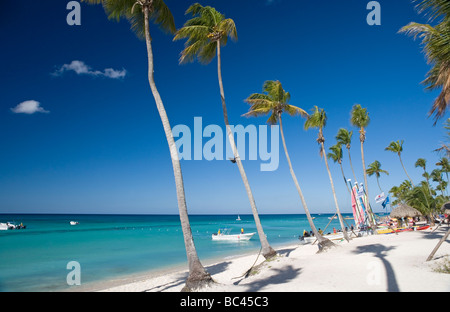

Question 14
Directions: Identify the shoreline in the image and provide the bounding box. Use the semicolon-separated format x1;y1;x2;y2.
85;225;450;292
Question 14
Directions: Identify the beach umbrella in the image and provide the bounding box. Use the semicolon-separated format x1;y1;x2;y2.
390;203;422;218
441;202;450;215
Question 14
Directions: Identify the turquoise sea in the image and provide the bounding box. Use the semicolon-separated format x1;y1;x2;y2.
0;213;353;292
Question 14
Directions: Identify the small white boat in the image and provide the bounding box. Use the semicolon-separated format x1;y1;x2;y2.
0;223;8;231
299;232;345;244
212;229;255;241
236;215;241;221
70;221;79;225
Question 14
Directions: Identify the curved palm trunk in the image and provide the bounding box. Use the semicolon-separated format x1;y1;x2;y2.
278;116;334;251
143;7;212;291
360;130;376;230
399;154;414;186
347;148;358;184
216;41;276;259
320;140;350;242
339;162;351;194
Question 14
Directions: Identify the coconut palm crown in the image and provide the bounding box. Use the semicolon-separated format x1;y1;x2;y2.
173;3;237;64
366;160;389;192
243;81;308;122
399;0;450;123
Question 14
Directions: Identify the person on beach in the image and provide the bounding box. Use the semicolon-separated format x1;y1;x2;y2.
241;228;244;234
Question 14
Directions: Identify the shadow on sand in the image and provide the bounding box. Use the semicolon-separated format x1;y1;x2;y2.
353;244;399;292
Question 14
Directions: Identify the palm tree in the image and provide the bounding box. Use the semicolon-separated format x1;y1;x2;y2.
304;107;350;242
350;104;376;228
416;158;432;195
366;160;389;193
243;80;335;251
399;0;450;123
336;128;358;183
327;143;351;194
385;140;415;186
174;4;276;259
82;0;213;291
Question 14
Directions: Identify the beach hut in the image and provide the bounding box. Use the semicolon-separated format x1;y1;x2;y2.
390;203;422;219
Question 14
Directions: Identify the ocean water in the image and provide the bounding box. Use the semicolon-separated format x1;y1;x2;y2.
0;213;352;292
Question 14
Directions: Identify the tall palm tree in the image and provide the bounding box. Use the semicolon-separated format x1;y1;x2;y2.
366;160;389;193
304;107;350;242
327;143;351;194
174;4;276;259
416;158;432;195
385;140;415;186
336;128;358;184
82;0;213;291
350;104;376;228
399;0;450;123
243;81;334;251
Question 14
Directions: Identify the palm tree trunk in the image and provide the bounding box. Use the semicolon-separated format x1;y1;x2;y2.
339;162;351;194
143;6;212;291
278;115;334;251
321;140;350;242
216;41;276;259
399;154;414;186
376;176;382;193
347;148;358;183
426;227;450;261
360;131;376;230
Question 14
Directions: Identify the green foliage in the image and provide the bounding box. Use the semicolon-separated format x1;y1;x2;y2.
385;140;404;156
82;0;176;39
367;160;389;178
243;80;307;125
400;0;450;122
389;156;449;216
173;3;237;64
350;104;370;129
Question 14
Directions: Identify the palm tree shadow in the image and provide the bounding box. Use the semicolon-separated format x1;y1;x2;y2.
354;244;399;292
243;265;302;292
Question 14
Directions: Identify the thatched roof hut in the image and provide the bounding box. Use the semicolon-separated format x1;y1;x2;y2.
390;203;422;218
441;202;450;215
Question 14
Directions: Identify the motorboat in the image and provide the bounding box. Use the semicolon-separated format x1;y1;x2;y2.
70;221;79;225
212;229;255;241
0;222;26;230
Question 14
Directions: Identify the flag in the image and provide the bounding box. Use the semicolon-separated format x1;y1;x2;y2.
382;196;389;209
375;192;385;204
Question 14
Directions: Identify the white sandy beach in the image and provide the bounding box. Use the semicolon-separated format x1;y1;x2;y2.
99;226;450;292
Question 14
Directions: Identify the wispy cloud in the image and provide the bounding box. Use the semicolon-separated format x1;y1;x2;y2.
52;60;127;79
11;100;49;114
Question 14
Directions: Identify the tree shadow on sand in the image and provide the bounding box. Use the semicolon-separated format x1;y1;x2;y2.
238;264;302;292
353;244;399;292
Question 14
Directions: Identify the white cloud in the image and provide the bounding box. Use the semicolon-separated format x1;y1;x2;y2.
11;100;49;114
53;60;126;79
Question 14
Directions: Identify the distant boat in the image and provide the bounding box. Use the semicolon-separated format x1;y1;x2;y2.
328;216;337;220
236;215;241;221
70;221;79;226
0;222;26;230
212;228;255;241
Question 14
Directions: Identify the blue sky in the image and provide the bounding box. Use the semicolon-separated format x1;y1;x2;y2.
0;0;448;215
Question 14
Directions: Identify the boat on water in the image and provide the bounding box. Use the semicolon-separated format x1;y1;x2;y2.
70;221;79;225
0;222;26;230
212;228;255;241
236;215;241;221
